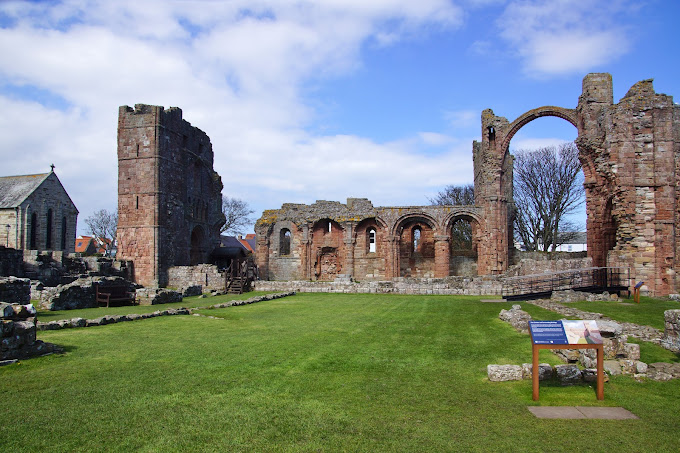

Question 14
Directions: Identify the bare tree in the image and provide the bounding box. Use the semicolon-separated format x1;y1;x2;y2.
513;143;584;252
429;183;474;206
84;209;118;255
430;184;474;249
221;196;255;235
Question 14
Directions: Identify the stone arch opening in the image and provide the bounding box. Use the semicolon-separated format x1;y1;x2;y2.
501;108;600;259
394;215;437;278
447;214;479;276
311;218;345;281
190;225;204;265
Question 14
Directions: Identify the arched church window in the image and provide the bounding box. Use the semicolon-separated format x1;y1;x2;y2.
413;226;421;253
46;209;53;249
368;228;376;253
30;212;37;249
61;216;67;251
280;229;291;255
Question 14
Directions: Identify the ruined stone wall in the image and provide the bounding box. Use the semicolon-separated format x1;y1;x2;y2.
117;104;224;288
0;247;23;277
256;199;484;282
254;276;502;295
167;264;226;291
474;73;679;296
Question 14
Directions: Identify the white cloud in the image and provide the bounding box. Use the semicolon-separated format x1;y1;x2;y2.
0;0;466;232
496;0;635;76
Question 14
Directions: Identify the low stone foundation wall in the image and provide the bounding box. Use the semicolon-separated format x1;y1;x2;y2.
36;292;296;331
1;302;61;363
167;264;226;291
494;304;663;381
505;255;592;278
254;276;502;295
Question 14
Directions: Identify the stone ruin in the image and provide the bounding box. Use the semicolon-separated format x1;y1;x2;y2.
116;104;225;288
256;73;680;296
492;304;680;383
1;279;61;364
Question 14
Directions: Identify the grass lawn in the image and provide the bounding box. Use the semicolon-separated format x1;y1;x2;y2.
2;293;680;452
565;297;680;331
36;291;276;322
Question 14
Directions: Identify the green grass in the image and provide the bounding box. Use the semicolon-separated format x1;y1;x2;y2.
3;293;680;452
566;296;680;330
36;291;276;322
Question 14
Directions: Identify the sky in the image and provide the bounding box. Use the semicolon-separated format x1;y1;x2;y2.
1;0;678;236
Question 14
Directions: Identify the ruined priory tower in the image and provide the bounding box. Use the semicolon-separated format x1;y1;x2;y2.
117;104;225;287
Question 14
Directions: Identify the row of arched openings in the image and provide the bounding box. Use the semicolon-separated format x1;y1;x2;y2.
277;221;474;257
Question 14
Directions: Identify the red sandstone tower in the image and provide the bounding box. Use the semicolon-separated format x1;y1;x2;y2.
117;104;225;287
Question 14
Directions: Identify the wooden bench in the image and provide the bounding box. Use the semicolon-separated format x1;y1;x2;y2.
95;284;136;308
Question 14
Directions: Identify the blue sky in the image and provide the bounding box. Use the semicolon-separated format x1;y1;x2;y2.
0;0;678;235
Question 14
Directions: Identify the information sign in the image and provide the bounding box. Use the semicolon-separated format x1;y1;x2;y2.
529;320;602;345
529;320;604;401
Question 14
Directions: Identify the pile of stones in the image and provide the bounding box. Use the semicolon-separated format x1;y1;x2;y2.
1;302;62;365
491;305;676;382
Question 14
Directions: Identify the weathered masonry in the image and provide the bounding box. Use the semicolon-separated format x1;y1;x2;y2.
255;199;483;280
257;74;680;296
0;171;78;254
117;105;225;288
478;73;679;296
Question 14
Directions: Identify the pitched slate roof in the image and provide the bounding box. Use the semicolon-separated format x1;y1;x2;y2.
0;173;50;208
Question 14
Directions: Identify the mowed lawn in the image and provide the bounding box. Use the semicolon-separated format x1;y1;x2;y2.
2;293;679;452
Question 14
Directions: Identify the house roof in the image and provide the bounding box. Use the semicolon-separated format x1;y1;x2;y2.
213;235;250;259
239;235;255;253
562;232;587;244
75;236;95;253
0;173;50;208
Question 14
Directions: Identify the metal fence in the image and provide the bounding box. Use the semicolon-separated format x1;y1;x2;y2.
501;267;630;300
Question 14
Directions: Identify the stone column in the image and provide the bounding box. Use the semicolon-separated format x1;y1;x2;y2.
434;235;450;278
343;222;356;279
387;235;400;278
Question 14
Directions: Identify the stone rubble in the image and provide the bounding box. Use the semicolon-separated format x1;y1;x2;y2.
1;301;62;361
492;301;680;382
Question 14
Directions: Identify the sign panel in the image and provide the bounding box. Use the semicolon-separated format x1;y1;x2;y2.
529;320;602;345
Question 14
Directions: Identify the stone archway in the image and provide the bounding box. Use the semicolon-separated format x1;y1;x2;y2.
392;214;439;278
475;73;680;295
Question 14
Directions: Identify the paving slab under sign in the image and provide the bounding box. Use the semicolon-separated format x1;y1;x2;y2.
528;406;638;420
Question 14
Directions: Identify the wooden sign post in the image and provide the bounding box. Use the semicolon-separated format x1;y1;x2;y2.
529;320;604;401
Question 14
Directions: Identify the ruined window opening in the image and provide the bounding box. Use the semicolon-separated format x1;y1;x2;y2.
29;212;37;249
368;228;376;253
280;229;291;255
136;196;139;209
182;135;188;148
46;209;53;249
61;216;67;251
328;221;332;233
198;143;204;154
488;126;495;141
136;144;140;157
413;227;421;253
